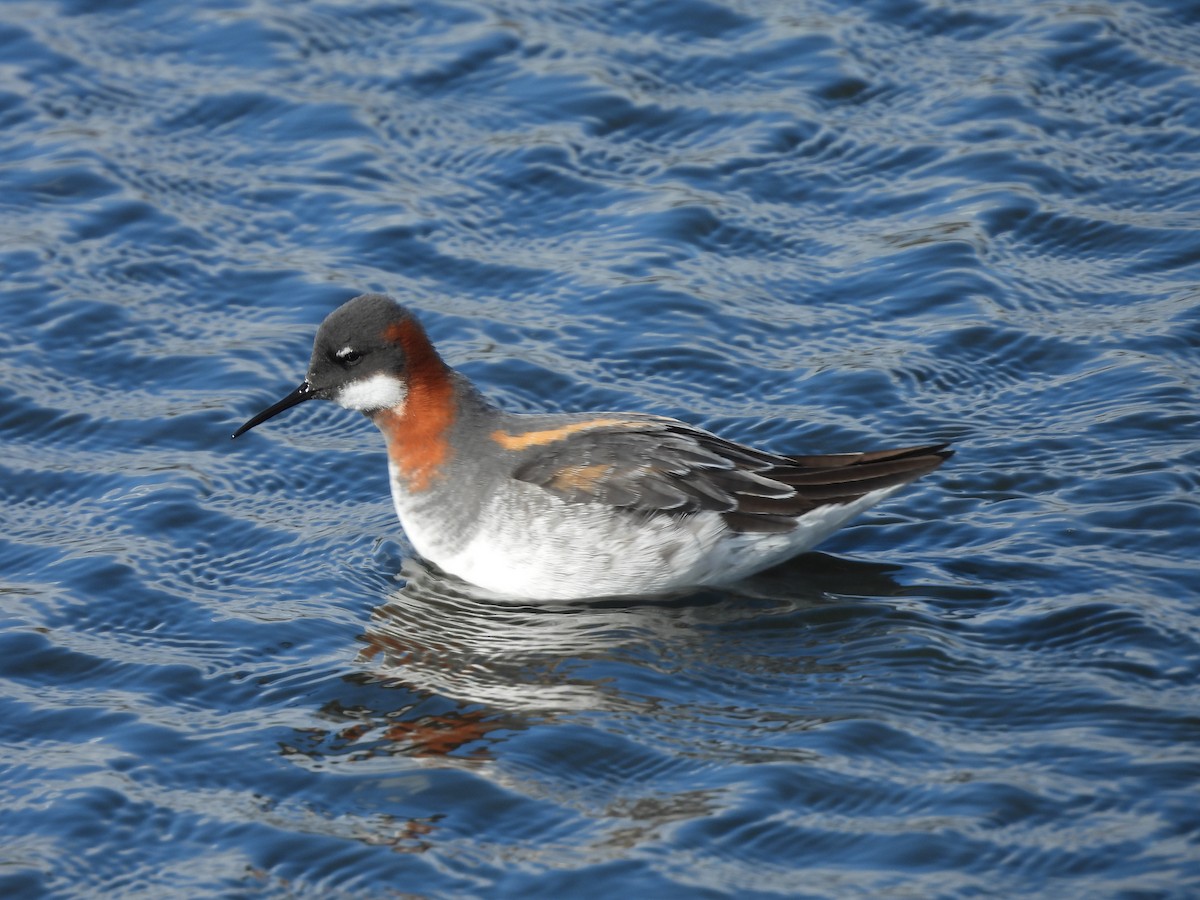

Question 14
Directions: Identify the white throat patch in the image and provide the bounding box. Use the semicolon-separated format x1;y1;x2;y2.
335;373;407;413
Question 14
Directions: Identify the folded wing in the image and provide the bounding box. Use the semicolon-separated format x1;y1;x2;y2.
509;417;952;533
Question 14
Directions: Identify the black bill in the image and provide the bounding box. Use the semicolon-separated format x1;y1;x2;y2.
232;381;316;438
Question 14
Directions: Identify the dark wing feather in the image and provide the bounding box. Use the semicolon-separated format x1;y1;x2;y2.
509;417;953;533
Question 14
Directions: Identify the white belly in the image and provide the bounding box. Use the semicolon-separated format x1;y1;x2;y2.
390;463;905;601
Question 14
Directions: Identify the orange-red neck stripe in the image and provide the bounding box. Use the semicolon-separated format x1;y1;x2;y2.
375;318;455;492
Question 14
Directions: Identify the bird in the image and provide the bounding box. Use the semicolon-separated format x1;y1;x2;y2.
233;293;951;601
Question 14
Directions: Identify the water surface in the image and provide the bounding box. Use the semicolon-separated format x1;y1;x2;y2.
1;0;1199;897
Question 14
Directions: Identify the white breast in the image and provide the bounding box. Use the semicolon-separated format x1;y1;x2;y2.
388;464;908;601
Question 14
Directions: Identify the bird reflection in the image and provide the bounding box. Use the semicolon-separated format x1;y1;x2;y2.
304;551;908;766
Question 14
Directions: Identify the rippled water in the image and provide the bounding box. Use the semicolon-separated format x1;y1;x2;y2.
3;0;1199;896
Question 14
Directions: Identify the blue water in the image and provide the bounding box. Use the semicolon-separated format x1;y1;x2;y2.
2;0;1199;896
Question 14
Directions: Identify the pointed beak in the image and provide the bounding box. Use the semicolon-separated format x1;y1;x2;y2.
232;381;317;439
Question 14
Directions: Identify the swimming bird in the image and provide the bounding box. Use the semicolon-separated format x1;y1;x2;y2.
233;293;951;600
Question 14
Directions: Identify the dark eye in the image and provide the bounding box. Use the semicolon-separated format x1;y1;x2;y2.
335;346;362;366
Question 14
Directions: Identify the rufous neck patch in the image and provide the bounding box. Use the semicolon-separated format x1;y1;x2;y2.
375;318;455;492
